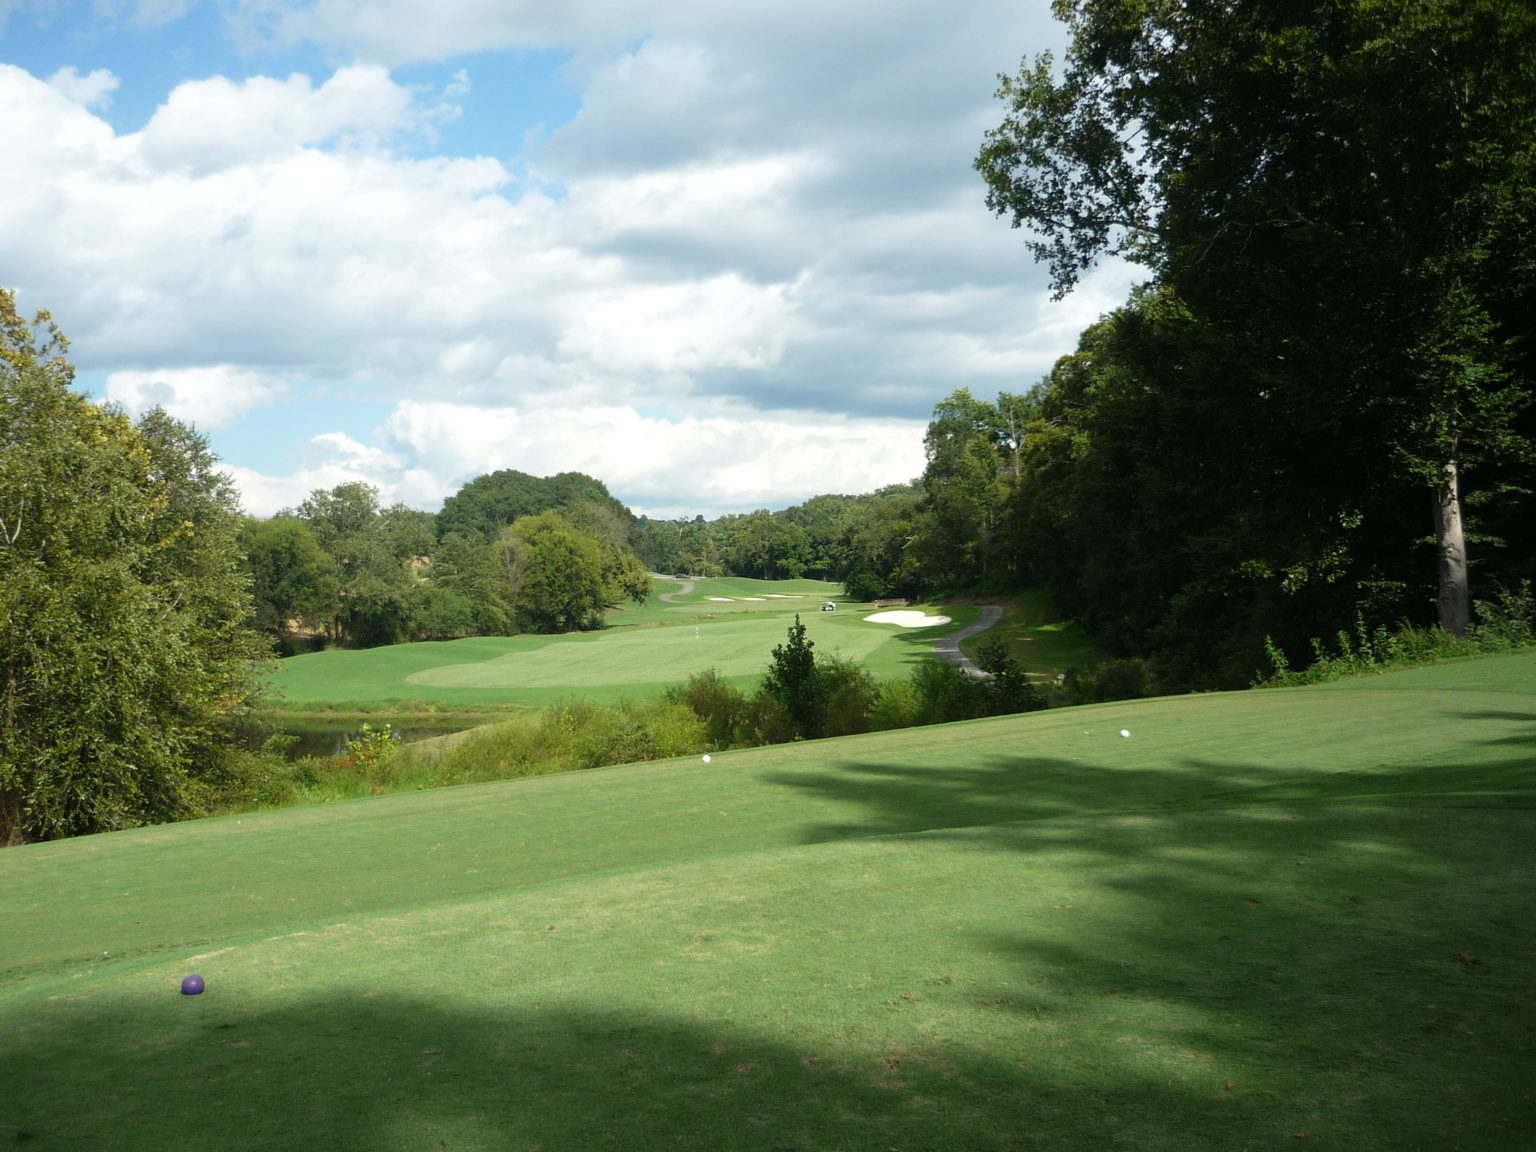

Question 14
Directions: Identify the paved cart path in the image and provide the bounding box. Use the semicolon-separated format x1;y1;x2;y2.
934;605;1003;677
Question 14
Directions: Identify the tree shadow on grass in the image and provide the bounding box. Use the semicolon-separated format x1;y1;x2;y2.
4;988;1360;1152
763;698;1536;845
7;795;1532;1150
9;717;1533;1150
748;736;1536;1147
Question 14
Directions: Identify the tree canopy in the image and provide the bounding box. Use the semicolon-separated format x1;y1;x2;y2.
0;289;267;843
978;0;1536;641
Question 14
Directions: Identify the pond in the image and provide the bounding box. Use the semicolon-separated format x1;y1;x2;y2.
250;718;482;761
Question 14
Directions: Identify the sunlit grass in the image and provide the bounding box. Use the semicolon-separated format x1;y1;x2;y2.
269;577;969;709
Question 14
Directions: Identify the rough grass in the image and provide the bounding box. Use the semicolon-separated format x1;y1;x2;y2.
4;651;1534;1150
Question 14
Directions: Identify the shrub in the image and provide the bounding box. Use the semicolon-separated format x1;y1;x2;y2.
1473;581;1535;647
973;635;1048;714
909;658;989;725
560;698;706;769
196;734;300;814
763;615;828;739
1254;592;1536;689
742;690;797;746
820;656;880;737
1062;658;1156;703
869;678;919;731
344;723;401;774
665;669;748;748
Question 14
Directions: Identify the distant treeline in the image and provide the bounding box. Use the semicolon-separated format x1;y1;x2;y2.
241;470;651;650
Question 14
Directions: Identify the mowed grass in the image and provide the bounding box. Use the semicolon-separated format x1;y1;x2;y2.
269;577;969;709
4;652;1534;1150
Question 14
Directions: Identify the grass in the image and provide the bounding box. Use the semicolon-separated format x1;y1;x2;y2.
961;587;1108;682
3;650;1534;1149
267;577;969;710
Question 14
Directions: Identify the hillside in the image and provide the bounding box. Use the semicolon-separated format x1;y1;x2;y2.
3;651;1533;1150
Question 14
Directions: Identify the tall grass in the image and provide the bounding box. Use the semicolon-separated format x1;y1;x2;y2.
1256;583;1536;688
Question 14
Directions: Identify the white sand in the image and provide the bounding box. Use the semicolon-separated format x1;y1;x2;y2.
739;597;766;601
863;610;952;627
707;597;734;601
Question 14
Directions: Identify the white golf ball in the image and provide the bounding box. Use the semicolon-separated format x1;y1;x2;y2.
702;754;712;763
1120;729;1131;738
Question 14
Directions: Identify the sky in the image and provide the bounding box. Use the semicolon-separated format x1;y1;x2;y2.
0;0;1137;520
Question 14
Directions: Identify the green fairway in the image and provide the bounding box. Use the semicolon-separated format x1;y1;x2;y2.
4;651;1534;1150
268;577;970;708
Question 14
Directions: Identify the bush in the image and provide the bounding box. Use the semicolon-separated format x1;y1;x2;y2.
1061;658;1156;703
973;635;1048;714
820;656;880;737
742;690;797;746
908;658;989;725
868;678;919;731
196;734;300;814
558;698;706;769
1254;591;1536;689
1473;581;1535;647
344;723;400;771
664;669;748;748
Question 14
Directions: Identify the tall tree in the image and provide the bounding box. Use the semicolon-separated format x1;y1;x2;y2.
292;482;422;647
498;511;648;633
0;290;266;842
437;469;634;543
834;485;924;602
913;389;1031;588
762;615;826;740
240;516;340;639
978;0;1536;634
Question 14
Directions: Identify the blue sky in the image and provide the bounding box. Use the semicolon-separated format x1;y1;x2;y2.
1;0;1135;518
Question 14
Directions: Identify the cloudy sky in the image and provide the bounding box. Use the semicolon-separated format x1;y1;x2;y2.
1;0;1135;519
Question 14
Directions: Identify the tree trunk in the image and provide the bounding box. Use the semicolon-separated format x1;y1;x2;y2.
1434;459;1471;637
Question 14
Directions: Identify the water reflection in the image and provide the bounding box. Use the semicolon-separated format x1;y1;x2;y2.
254;719;476;760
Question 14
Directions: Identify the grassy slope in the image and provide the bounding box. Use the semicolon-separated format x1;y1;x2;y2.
269;577;968;709
3;652;1534;1150
960;586;1109;681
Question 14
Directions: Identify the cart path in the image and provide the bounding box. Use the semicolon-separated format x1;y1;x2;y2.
655;576;695;603
933;605;1003;677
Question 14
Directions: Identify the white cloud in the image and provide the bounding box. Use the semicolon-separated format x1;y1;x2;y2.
216;399;926;519
223;430;411;516
103;365;290;427
46;66;120;110
138;64;423;171
1;0;1132;521
383;400;925;516
561;274;796;376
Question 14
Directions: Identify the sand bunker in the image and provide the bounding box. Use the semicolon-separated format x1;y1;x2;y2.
707;597;734;601
739;597;766;601
864;610;953;627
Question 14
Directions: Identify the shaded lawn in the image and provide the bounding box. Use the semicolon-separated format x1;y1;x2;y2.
5;806;1530;1151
